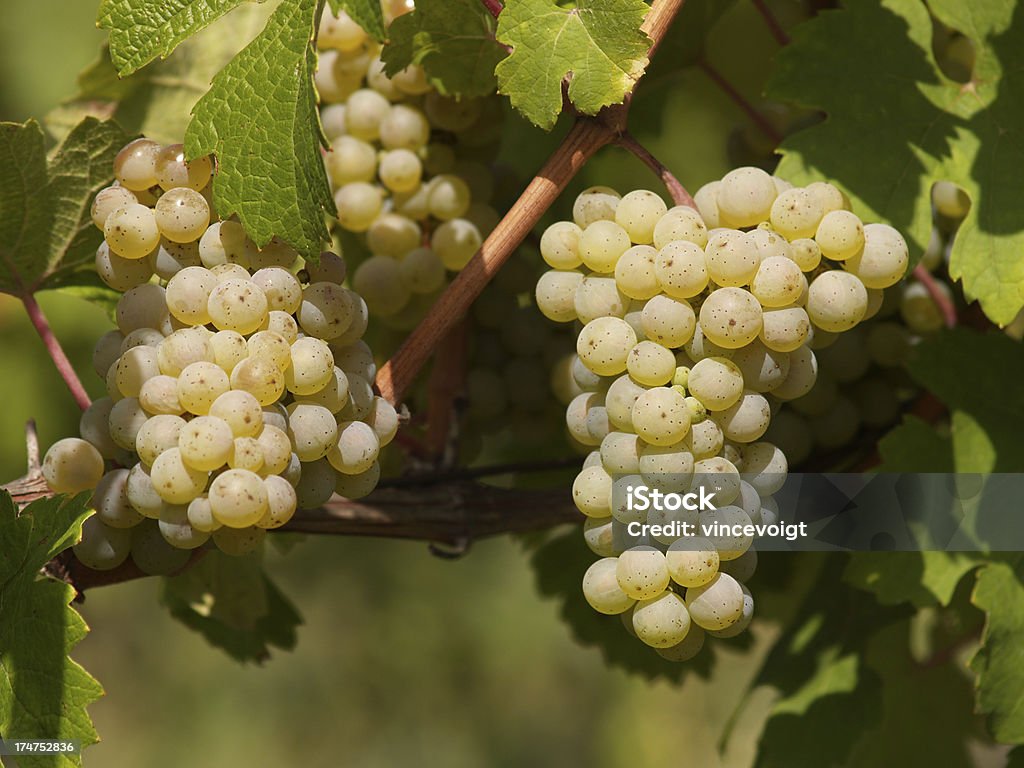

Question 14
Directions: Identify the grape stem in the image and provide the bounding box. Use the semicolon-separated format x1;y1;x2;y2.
913;264;958;328
615;131;696;208
697;58;783;145
751;0;790;46
21;293;91;412
375;0;688;405
481;0;503;19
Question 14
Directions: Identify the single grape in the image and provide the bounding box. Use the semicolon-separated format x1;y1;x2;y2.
573;274;627;324
208;278;269;335
576;317;637;376
655;240;708;299
105;203;161;259
807;270;868;332
154;144;213;191
335;182;383;231
616;546;670;600
230;356;286;406
716;166;777;227
632;591;692;649
632;387;691;446
579;220;631;273
333;461;381;500
540;221;584;269
42;438;105;493
285;337;335;396
154;187;210;243
178;361;230;415
353;256;411;316
150;446;208;504
74;516;132;570
582;558;636;615
843;223;909;289
432;218;482;271
615;190;667;244
92;186;139;229
704;230;758;287
95;241;154;291
699;288;763;349
626;340;676;386
759;306;811;353
614;245;660;300
652;206;708;250
209;468;269;528
815;209;865;261
298;281;354;339
114;138;160;191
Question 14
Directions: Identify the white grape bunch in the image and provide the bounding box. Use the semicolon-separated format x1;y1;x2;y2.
535;170;910;662
316;6;503;331
48;136;399;574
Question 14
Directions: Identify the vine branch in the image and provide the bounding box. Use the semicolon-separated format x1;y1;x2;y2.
22;293;91;412
751;0;790;46
616;131;695;208
375;0;689;406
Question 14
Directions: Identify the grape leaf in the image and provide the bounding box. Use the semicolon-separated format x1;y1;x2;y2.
162;550;300;663
0;491;102;767
382;0;506;98
48;5;275;146
970;560;1024;743
768;0;1024;325
844;552;980;607
494;0;651;130
325;0;385;42
186;0;334;259
0;118;127;298
98;0;258;76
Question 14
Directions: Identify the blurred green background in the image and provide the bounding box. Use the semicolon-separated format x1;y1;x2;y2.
0;2;797;766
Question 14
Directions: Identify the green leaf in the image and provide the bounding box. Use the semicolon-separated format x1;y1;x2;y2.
98;0;257;76
0;118;127;298
878;415;954;473
844;552;981;607
382;0;505;98
186;0;334;259
48;5;274;146
495;0;651;130
768;0;1024;325
970;560;1024;743
326;0;385;42
162;551;301;663
0;492;102;767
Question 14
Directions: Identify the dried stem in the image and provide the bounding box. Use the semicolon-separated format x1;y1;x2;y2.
751;0;790;46
375;0;690;406
616;131;695;207
22;293;91;412
698;58;783;145
913;264;958;328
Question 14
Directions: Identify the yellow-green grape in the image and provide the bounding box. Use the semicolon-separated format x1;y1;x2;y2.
261;310;300;343
638;443;694;491
900;280;949;334
292;366;350;414
335;182;383;231
92;186;139;229
252;239;300;271
759;306;811;353
379;104;430;150
714;391;772;443
573;274;627;324
164;266;217;325
121;328;164;353
707;583;754;638
319;8;367;50
345;88;391;140
209;330;248;374
614;190;667;244
125;462;165;518
432;218;483;271
573;186;621;229
93;330;126;378
769;187;823;239
228;436;264;472
653;205;708;249
716;166;777;227
150;446;208;504
843;223;909;289
626;340;676;386
565;392;603;446
367;214;421;258
353;256;411;316
199;220;254;268
616;546;670;600
250;267;302;314
599;431;641;474
105;365;124;402
92;468;144;529
540;221;584;270
117;284;170;334
211;263;253;283
42;438;104;493
134;414;186;466
208;468;268;528
178;415;234;471
208;278;269;335
579;220;631;272
330;291;369;346
327;420;379;474
704;230;757;287
74;516;132;570
262;403;290;432
656;625;705;662
364;396;398;447
95;241;154;291
699;287;763;349
379;149;423;193
614;245;660;300
684;572;744;631
692;456;742;508
789;237;822;271
212;525;266;556
631;387;691;446
104;203;161;259
655;240;708;299
114;138;160;190
750;255;807;308
693;180;721;228
422;92;479;129
639;295;695;349
804;181;848;215
603;374;648;431
730;341;789;393
577;317;636;376
807;270;868;332
932;180;970;218
298;282;354;339
154;144;212;191
154;187;210;243
392;185;431;220
770;344;817;401
247;331;292;371
334;461;380;500
108;397;149;450
582;558;636;615
325;136;377;185
815;209;865;261
115;345;160;398
632;591;692;648
583;516;616;557
230;356;286;406
256;475;298;529
399;248;446;294
177;361;230;415
688;356;744;411
572;465;613;517
157;503;211;550
186;495;221;533
129;519;191;574
256;425;292;475
79;398;121;459
535;269;583;323
285;403;339;461
285;337;335;395
294;458;336;507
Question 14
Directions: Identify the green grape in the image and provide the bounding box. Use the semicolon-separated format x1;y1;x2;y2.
688;356;744;411
209;468;269;528
261;310;300;343
298;281;355;339
208;278;269;335
158;504;210;549
333;461;380;500
256;475;298;529
178;361;230;415
379;149;423;193
292;366;350;414
805;181;848;215
632;591;692;649
113;138;160;191
761;409;812;466
154;187;210;243
614;190;667;244
325;135;377;185
566;393;604;447
249;267;302;314
74;516;133;570
178;415;234;471
125;462;165;519
707;583;754;638
228;436;264;472
164;266;216;325
655;240;708;299
693;180;722;228
631;387;690;446
379;104;430;150
255;425;292;476
652;205;708;250
750;255;807;307
427;174;471;220
807;270;868;332
285;337;336;395
572;465;613;517
684;419;725;460
211;263;254;283
656;625;705;662
583;516;616;557
639;295;695;348
432;218;483;270
95;241;155;291
293;458;335;507
42;437;104;494
212;525;266;556
573;274;627;324
614;245;660;300
712;391;771;443
741;441;787;496
93;330;126;378
108;397;149;450
844;223;909;289
577;317;636;376
150;447;208;504
759;306;811;353
572;186;620;228
115;345;160;398
626;340;676;386
704;230;758;287
616;546;670;600
154;144;212;191
730;340;790;393
186;495;221;533
135;414;186;466
304;251;347;284
604;374;648;431
208;330;248;374
327;420;380;474
716;166;776;227
789;237;822;271
286;403;340;461
92;186;139;229
117;284;170;335
105;203;161;259
815;209;865;261
129;519;191;574
769;186;823;239
540;221;584;269
198;220;255;268
366;213;421;258
246;331;292;371
638;443;694;491
579;220;631;272
932;180;970;219
700;288;763;348
353;256;411;316
335;182;384;231
771;344;818;401
684;572;744;631
666;536;719;588
582;557;636;615
399;247;447;294
231;356;286;405
79;398;121;459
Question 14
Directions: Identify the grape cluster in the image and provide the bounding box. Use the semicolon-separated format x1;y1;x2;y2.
316;7;502;328
535;167;909;660
43;138;397;575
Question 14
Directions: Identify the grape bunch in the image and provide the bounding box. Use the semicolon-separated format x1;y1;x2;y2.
316;7;502;329
534;167;909;660
42;137;397;575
